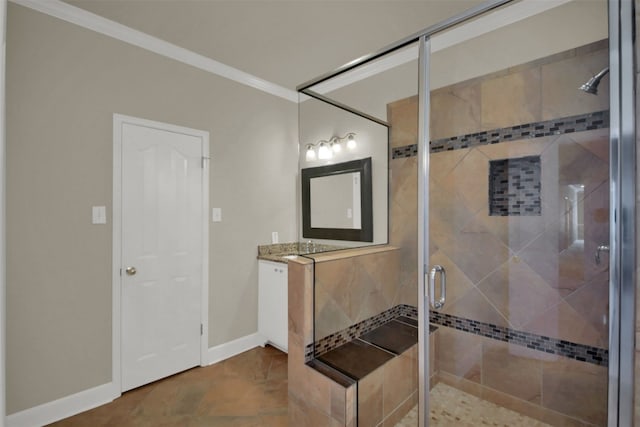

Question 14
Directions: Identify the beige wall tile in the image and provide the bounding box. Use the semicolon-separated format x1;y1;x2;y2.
542;357;608;426
358;368;384;427
436;326;482;383
428;250;474;307
383;346;418;416
442;287;509;328
476;256;563;328
388;96;418;148
381;391;418;427
522;300;604;348
289;392;343;427
481;340;542;404
442;148;490;214
541;48;609;120
430;82;481;140
481;67;542;130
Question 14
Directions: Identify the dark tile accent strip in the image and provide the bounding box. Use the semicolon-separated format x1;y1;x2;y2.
307;304;607;367
429;310;608;367
311;305;406;359
390;110;609;159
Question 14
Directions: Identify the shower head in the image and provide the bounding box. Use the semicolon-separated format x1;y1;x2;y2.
579;67;610;95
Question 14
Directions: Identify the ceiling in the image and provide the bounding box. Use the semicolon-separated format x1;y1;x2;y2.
63;0;486;90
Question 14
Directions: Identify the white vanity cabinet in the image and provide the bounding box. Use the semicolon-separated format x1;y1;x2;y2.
258;260;288;353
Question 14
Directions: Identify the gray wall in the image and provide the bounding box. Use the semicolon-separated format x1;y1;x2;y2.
6;3;297;413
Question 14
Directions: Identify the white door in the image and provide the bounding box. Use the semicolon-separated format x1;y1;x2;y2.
119;118;206;392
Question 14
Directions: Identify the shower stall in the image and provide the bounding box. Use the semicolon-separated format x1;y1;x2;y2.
296;0;635;425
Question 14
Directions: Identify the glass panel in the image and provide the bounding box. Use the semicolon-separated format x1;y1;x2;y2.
301;41;420;427
424;1;609;425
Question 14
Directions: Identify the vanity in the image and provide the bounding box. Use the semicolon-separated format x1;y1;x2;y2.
258;259;288;352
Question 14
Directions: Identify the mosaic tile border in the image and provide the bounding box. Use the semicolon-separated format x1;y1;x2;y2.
429;310;608;367
307;304;608;366
391;110;609;159
309;305;405;360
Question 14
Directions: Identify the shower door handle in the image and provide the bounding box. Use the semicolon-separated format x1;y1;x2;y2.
429;265;446;310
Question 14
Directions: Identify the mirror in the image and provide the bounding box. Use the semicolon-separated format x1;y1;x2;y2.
302;158;373;242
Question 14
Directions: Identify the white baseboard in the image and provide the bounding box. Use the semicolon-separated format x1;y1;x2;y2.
207;332;265;365
4;335;264;426
6;382;119;427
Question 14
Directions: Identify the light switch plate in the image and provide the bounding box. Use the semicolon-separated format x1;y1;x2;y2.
271;231;279;244
92;206;107;224
212;208;222;222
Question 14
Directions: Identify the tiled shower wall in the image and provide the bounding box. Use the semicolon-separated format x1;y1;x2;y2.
314;248;400;342
389;40;609;426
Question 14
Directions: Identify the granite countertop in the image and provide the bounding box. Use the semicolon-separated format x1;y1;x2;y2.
257;242;344;264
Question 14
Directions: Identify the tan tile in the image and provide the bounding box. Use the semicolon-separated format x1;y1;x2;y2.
430;148;469;184
542;357;608;426
477;136;553;161
541;48;609;120
523;300;604;348
482;340;542;404
430;82;481;140
428;250;474;307
564;270;609;343
330;381;346;423
382;390;418;427
383;346;418;416
569;128;609;163
442;148;490;214
436;326;482;383
517;225;585;296
388;96;418;148
288;261;313;340
481;67;542;130
358;367;384;427
442;287;509;328
438;215;512;285
437;371;484;400
289;392;342;427
477;256;563;328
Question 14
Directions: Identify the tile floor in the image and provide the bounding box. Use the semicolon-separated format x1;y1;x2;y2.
396;383;552;427
47;346;287;427
47;346;551;427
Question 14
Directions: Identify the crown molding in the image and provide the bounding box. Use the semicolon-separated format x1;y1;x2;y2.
10;0;299;103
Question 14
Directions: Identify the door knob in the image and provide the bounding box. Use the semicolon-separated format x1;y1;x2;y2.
125;266;137;276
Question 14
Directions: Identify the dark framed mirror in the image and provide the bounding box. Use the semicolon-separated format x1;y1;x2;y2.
301;157;373;242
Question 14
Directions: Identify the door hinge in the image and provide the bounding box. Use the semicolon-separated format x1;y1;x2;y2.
201;156;210;168
200;324;203;336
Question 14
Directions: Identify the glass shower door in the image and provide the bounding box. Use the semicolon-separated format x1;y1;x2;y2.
422;1;611;425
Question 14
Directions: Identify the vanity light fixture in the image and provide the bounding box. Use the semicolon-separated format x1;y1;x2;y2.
304;133;357;161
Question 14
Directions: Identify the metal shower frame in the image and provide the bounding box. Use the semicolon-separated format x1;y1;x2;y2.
297;0;636;425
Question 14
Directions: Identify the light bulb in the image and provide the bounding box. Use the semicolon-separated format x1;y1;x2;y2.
318;142;332;160
347;134;356;149
332;141;341;153
305;145;316;161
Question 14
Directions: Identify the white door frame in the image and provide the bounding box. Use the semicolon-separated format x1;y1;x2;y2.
112;113;209;394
